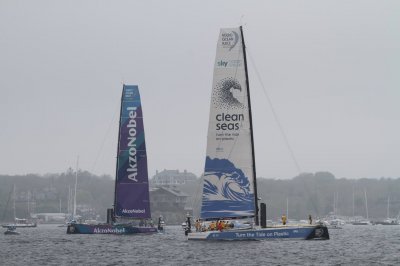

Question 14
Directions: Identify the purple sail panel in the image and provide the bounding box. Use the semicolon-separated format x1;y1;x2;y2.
114;85;151;218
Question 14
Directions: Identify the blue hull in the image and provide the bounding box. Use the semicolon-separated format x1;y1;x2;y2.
188;225;329;240
67;223;158;235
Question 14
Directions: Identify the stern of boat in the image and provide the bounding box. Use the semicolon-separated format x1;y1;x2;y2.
306;224;329;240
66;223;78;234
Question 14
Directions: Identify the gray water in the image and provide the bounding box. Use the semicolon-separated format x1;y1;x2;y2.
1;224;399;265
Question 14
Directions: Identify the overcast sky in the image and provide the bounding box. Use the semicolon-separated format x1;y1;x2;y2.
1;0;399;179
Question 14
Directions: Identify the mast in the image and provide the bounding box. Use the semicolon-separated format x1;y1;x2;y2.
113;84;125;217
27;190;31;216
73;156;79;219
387;196;390;219
352;187;355;217
286;198;289;220
13;184;16;221
333;192;338;216
364;189;369;220
67;185;71;214
333;192;335;216
240;26;259;226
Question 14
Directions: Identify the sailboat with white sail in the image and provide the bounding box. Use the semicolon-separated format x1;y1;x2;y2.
372;196;400;225
185;26;329;240
58;158;80;227
351;189;371;225
67;85;157;234
2;185;37;228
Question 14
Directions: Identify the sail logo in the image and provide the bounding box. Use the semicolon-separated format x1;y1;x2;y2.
122;209;145;214
216;113;244;131
221;31;239;51
216;60;242;68
212;77;246;131
217;60;228;67
212;77;245;110
93;227;126;234
126;106;138;182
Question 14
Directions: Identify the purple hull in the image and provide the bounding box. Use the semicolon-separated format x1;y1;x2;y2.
67;223;157;234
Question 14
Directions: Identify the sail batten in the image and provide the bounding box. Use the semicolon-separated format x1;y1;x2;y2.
200;28;256;220
114;85;151;219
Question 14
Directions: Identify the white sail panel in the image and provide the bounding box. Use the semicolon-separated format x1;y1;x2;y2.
200;28;255;220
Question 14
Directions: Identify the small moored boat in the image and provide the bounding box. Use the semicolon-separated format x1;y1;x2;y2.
4;226;20;235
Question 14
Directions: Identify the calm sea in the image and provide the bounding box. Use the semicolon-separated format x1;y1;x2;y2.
1;224;399;265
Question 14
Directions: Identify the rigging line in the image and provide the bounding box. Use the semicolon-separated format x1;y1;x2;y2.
247;48;320;216
246;49;302;174
191;174;204;218
90;100;120;173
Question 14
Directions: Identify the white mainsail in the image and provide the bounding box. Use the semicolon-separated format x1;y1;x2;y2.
200;27;256;220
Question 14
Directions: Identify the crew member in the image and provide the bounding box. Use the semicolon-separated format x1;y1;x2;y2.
282;214;287;225
209;221;216;231
217;220;223;231
195;219;201;232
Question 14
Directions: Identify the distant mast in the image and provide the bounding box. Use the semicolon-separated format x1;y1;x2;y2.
114;85;151;219
286;198;289;220
364;189;369;220
73;156;79;219
387;196;390;219
13;184;16;220
352;187;355;217
68;185;71;215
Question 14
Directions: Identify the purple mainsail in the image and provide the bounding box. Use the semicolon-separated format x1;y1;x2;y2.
114;85;151;219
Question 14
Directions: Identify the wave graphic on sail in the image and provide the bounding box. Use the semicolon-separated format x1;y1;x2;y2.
212;77;244;109
201;156;254;219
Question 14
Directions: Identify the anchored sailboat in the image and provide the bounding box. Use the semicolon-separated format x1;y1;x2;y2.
67;85;157;234
2;185;37;228
186;27;329;240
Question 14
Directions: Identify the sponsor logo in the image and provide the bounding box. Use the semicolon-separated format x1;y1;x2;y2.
217;60;228;67
213;77;245;109
221;31;239;51
216;60;242;68
212;77;247;131
93;227;126;234
216;113;244;131
273;231;289;237
122;209;146;214
126;106;138;182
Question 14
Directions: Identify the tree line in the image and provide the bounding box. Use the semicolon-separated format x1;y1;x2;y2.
1;170;399;223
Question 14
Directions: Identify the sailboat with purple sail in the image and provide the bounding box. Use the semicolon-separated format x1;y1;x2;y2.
67;85;157;234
